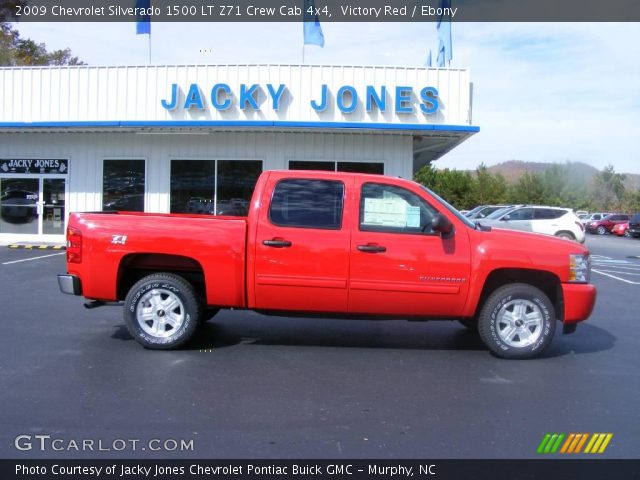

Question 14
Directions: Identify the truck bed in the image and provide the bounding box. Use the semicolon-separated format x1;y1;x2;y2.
67;211;248;307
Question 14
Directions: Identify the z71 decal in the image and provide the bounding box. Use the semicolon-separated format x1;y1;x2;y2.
111;235;128;245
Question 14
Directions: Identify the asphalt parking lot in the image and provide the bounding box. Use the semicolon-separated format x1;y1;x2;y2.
1;235;639;460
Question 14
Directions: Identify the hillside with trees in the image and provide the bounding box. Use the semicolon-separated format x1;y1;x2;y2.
414;161;640;213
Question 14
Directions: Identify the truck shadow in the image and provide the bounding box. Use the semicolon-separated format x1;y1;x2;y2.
147;313;615;357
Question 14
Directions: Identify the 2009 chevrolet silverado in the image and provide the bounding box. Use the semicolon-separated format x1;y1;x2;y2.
58;170;596;358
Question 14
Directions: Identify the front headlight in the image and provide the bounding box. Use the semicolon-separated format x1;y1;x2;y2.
569;253;591;283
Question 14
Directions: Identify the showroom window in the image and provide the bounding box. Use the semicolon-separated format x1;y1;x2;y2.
170;160;262;216
102;159;145;212
289;161;384;175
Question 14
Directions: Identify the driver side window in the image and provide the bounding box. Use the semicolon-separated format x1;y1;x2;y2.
507;207;533;221
359;183;438;235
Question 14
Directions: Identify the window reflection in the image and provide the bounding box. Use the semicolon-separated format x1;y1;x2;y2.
103;160;145;212
269;179;344;229
170;160;262;216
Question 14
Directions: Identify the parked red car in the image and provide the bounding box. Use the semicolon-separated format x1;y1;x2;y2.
612;222;630;237
587;214;630;235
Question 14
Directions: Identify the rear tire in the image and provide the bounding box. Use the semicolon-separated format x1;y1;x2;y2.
478;283;556;359
124;273;201;349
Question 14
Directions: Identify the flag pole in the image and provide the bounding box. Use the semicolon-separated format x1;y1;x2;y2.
148;34;152;64
302;44;305;64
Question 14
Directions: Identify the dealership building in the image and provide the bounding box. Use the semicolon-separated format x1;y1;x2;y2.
0;64;477;243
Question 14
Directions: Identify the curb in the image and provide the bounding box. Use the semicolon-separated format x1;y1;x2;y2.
7;244;66;250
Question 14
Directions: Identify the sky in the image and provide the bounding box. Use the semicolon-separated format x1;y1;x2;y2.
14;21;640;174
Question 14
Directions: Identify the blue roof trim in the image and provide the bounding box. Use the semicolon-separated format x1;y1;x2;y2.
0;120;480;133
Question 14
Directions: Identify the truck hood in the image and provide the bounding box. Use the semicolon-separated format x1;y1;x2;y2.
473;225;589;255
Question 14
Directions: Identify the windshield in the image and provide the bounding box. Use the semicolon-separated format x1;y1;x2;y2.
417;184;476;229
485;206;517;220
464;205;485;217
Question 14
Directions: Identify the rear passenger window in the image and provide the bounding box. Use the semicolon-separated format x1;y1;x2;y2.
269;179;344;229
534;209;565;220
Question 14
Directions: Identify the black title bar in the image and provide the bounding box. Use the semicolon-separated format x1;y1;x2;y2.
4;0;640;22
4;459;640;480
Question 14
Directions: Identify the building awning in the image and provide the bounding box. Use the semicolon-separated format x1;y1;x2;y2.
0;120;478;172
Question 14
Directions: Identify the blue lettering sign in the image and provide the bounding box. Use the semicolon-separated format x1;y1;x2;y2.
161;83;440;115
395;86;413;113
184;83;204;110
420;87;439;114
337;86;358;113
267;84;286;110
211;83;231;110
366;86;386;112
161;83;179;111
311;84;328;112
239;84;259;110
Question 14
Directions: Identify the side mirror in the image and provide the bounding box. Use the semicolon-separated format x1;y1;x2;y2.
501;214;511;221
432;213;454;239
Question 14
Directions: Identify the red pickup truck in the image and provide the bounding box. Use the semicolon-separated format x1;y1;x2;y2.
58;170;596;359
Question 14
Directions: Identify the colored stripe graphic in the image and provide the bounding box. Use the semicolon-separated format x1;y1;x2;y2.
585;433;613;454
537;434;551;454
574;433;589;453
540;433;613;454
537;433;565;454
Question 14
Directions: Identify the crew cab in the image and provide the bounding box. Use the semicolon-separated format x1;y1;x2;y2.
58;171;596;359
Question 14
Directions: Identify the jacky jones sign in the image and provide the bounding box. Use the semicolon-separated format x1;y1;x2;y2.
160;83;441;115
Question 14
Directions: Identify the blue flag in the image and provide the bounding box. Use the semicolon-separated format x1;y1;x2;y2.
303;0;325;47
436;40;445;67
425;50;432;67
436;0;452;66
136;0;151;35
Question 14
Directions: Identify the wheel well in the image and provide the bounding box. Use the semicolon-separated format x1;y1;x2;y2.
117;254;206;302
555;230;575;239
476;269;563;321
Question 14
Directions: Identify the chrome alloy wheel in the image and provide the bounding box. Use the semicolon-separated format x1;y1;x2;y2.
136;288;185;338
496;299;544;348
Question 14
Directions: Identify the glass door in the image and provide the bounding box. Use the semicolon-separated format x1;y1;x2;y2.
42;178;66;235
0;176;67;237
0;178;40;235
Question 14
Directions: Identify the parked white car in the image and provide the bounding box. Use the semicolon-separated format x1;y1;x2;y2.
477;205;586;243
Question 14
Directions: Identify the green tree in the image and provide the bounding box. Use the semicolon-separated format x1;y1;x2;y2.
1;4;84;66
591;164;626;210
621;190;640;213
473;163;507;205
414;164;474;209
508;172;546;205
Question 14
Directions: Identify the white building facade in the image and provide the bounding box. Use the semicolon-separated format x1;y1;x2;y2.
0;64;478;243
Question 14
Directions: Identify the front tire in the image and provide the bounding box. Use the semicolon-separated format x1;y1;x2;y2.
478;283;556;359
597;226;607;235
458;317;478;332
124;273;201;349
555;231;575;241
